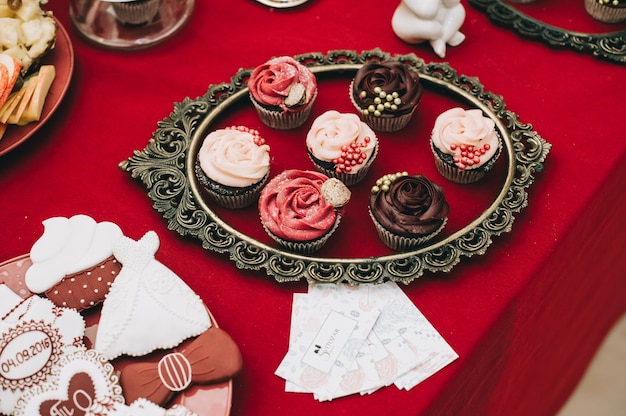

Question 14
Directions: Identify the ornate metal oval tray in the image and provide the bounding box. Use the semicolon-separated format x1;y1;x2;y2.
119;49;551;285
468;0;626;64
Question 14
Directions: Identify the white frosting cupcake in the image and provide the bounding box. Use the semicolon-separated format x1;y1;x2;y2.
195;126;271;208
306;110;379;186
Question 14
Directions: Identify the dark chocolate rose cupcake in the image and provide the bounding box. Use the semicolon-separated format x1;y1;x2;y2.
350;60;423;132
369;172;449;251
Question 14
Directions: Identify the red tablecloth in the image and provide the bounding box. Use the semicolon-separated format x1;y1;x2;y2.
1;1;625;415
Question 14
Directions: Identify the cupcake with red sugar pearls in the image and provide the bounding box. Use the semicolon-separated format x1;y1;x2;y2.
306;110;378;186
195;125;271;209
258;170;351;254
369;172;449;251
350;60;423;132
430;107;502;184
248;56;318;130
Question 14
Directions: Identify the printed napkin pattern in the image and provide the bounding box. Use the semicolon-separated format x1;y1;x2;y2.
275;282;458;401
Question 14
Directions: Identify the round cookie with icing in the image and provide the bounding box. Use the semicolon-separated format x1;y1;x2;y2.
195;125;271;209
13;349;124;416
350;60;423;132
0;284;86;414
25;215;123;311
369;172;449;251
258;169;350;254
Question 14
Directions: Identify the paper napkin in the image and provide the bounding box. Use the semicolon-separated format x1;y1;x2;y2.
275;281;458;401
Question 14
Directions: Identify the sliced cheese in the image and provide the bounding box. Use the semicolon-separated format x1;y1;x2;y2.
19;64;54;124
0;89;23;124
7;74;37;124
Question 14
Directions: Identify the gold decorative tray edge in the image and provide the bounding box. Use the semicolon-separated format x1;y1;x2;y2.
468;0;626;65
119;48;551;285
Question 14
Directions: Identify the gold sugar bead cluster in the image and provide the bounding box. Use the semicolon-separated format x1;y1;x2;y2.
371;171;408;194
359;87;402;118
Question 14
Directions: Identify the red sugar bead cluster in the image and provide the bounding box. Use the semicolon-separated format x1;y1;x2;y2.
332;137;372;174
451;143;491;170
226;125;265;146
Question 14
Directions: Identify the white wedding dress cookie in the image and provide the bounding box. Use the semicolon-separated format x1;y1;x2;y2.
94;231;211;360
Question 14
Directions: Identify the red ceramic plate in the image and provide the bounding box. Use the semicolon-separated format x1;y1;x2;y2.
0;17;74;157
0;255;233;415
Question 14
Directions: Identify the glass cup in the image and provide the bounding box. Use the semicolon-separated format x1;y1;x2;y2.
69;0;195;50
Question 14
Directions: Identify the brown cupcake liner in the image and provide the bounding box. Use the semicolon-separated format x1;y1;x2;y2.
261;216;341;254
112;0;162;25
250;90;317;130
308;142;379;187
369;210;447;251
584;0;626;23
196;163;269;209
429;130;503;184
433;156;487;184
44;256;121;311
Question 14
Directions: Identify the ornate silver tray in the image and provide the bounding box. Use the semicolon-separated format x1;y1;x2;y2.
469;0;626;64
119;49;551;285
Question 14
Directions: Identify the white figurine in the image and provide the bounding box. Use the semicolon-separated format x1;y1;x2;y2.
392;0;466;58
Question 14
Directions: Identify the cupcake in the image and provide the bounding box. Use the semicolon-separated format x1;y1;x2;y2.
24;214;123;311
195;125;271;209
113;0;162;25
350;60;423;132
369;172;449;251
248;56;318;130
306;110;379;186
430;107;502;184
258;170;351;254
584;0;626;23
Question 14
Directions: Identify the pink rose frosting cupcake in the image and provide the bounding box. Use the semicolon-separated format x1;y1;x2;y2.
258;170;350;254
306;110;379;186
248;56;318;130
195;126;271;208
430;107;502;184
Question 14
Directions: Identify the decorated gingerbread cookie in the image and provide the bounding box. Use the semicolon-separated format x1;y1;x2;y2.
119;326;243;406
13;348;124;415
25;215;124;311
0;284;86;415
94;231;212;360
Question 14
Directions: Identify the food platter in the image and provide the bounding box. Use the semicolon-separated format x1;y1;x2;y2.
120;49;551;285
0;18;74;157
468;0;626;64
0;255;233;416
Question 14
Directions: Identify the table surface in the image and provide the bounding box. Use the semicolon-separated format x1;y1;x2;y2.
1;1;625;415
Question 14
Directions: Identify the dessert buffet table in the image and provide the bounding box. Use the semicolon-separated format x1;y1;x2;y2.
1;0;625;414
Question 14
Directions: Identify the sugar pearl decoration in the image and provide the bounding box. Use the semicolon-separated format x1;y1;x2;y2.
359;88;403;117
371;171;409;194
226;125;266;146
450;143;491;170
332;136;372;174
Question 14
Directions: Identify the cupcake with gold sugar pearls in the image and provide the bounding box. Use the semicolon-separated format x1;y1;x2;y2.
369;172;449;251
350;60;423;132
